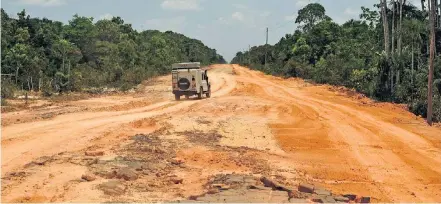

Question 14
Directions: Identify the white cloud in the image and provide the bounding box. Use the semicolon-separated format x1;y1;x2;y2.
295;0;310;8
145;16;187;32
9;12;19;19
17;0;65;7
217;17;230;25
285;14;296;21
161;0;202;10
333;17;347;25
99;13;113;20
232;12;245;22
233;4;248;9
344;8;358;16
217;5;270;28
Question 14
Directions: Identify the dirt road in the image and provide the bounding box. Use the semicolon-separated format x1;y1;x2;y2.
2;64;441;202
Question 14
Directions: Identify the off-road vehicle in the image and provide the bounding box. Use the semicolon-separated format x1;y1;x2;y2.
171;62;211;100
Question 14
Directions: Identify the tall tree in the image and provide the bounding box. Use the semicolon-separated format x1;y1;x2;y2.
392;0;396;53
381;0;391;56
437;0;441;29
396;0;404;86
295;3;327;32
391;0;397;92
398;0;404;55
427;0;436;125
402;18;425;85
1;9;225;96
232;2;441;122
435;0;439;27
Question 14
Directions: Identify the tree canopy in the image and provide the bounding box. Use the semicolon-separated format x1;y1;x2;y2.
295;3;328;31
1;8;226;96
231;2;441;122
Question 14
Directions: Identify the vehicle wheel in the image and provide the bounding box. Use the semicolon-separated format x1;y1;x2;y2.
206;88;211;98
198;87;203;99
175;94;180;101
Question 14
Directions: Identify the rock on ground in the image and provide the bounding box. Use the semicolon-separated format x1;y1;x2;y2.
81;173;96;181
182;174;371;203
116;167;138;181
33;156;52;165
85;150;104;156
99;180;126;196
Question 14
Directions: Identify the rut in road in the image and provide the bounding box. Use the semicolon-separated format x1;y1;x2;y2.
1;64;440;203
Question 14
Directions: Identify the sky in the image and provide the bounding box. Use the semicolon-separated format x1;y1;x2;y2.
1;0;422;61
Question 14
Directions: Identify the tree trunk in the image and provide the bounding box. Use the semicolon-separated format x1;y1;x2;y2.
68;60;71;91
428;0;431;19
422;0;426;11
427;39;430;56
435;0;441;27
398;0;403;55
382;0;391;56
15;66;20;84
435;0;438;55
49;79;53;91
391;63;394;93
27;77;30;91
435;0;439;27
411;43;414;85
427;0;436;125
31;76;33;91
396;0;404;88
392;0;396;54
381;0;392;92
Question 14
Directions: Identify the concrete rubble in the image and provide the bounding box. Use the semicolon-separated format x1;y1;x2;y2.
177;174;370;203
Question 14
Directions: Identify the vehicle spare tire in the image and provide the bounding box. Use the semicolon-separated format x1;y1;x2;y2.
178;78;191;90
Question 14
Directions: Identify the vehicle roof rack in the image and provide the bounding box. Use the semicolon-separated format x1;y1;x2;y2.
172;62;201;69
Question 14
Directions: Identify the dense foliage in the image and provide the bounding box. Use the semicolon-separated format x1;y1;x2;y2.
231;2;441;122
1;9;225;96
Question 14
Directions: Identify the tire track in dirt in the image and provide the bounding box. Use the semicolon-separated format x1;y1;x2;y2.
231;65;441;202
2;64;440;202
1;65;236;178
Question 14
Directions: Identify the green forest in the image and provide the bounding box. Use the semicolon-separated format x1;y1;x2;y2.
1;9;225;98
231;2;441;122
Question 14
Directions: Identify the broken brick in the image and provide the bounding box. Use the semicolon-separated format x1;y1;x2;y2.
343;194;357;201
314;188;331;196
260;177;292;192
298;183;314;193
334;196;350;202
361;196;371;203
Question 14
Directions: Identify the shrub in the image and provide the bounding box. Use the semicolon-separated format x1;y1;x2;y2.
1;79;17;98
120;83;133;92
1;98;8;106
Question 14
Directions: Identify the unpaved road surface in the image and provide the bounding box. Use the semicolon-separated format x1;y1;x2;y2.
2;64;441;202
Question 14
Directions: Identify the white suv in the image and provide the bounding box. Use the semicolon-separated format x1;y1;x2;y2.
171;62;211;100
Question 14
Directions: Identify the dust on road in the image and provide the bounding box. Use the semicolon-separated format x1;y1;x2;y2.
1;64;440;202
